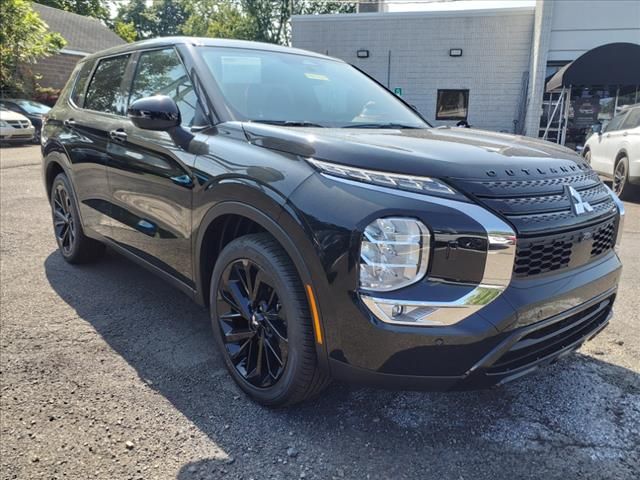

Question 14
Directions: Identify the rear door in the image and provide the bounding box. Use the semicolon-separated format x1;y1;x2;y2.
105;47;206;286
58;55;131;238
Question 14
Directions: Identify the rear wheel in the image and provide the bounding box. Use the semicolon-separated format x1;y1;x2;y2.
209;233;329;406
50;173;105;263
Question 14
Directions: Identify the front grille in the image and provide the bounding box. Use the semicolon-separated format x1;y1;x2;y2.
487;296;612;375
514;217;617;277
6;120;30;129
449;164;620;278
450;167;617;235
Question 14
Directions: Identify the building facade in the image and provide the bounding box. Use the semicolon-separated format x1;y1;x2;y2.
31;3;125;90
292;0;640;145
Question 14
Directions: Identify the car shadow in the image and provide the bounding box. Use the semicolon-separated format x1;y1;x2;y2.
44;249;640;479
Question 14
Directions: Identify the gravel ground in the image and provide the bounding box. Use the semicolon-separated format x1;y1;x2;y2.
1;144;639;480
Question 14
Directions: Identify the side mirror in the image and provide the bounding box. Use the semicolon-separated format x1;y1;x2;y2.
591;123;602;135
128;95;180;131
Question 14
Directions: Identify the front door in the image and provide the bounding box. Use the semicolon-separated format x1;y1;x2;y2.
106;47;206;286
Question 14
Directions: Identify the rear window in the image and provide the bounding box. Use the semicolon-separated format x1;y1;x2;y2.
84;54;130;115
70;61;94;107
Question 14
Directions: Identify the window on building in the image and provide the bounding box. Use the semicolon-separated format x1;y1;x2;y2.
436;89;469;120
84;55;130;114
128;48;204;127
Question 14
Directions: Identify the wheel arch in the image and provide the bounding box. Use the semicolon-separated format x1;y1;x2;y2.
615;148;629;164
194;201;316;309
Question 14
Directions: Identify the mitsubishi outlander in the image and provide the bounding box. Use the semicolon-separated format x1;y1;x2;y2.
42;38;625;406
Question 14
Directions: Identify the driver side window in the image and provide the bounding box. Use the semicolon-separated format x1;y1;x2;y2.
128;48;204;128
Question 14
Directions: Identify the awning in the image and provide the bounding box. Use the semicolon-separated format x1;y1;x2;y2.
546;42;640;92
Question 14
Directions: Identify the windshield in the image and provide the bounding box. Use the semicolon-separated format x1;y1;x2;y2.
14;100;50;115
198;47;428;128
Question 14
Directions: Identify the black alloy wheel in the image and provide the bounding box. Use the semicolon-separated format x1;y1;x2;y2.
53;182;76;256
216;258;289;388
209;233;330;406
50;172;105;263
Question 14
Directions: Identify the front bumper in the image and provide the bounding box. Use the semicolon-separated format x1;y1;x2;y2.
328;251;621;390
0;126;35;142
288;170;623;390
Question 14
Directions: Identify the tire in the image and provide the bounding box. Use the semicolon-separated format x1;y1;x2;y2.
613;156;635;200
209;233;330;407
50;173;105;264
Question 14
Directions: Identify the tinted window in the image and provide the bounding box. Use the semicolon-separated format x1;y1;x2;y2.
436;90;469;121
620;108;640;130
129;48;202;127
198;47;427;128
604;112;627;132
71;61;94;107
84;55;130;114
14;100;50;115
0;102;22;114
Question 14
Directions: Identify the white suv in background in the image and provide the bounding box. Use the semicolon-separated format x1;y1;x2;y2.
584;104;640;199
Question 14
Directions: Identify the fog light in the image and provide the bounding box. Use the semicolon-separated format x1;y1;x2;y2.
360;217;430;291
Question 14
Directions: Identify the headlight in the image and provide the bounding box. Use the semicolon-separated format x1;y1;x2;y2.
308;158;464;199
360;217;430;291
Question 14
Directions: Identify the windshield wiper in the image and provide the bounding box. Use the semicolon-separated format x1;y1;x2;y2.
249;120;325;128
341;123;424;129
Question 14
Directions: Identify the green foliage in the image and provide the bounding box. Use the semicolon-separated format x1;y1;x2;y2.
34;1;110;23
113;20;137;43
112;0;356;46
114;0;151;41
182;1;257;40
0;0;66;95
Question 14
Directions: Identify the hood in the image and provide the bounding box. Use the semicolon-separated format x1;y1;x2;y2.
242;124;590;182
0;109;30;122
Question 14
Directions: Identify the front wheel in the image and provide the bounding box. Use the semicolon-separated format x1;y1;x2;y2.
209;233;329;406
613;156;635;200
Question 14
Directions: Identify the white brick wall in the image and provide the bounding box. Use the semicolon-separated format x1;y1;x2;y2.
292;9;535;133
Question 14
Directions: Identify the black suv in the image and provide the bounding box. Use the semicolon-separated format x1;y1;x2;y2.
42;38;625;406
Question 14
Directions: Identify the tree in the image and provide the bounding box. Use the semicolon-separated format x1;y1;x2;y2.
34;1;110;23
113;20;137;43
242;1;356;45
147;0;189;37
182;1;256;40
114;0;152;41
0;0;66;95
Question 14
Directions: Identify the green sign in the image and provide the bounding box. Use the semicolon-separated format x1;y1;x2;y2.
393;87;402;96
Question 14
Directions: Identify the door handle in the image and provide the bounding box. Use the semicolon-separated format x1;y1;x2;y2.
109;129;127;142
623;131;628;137
63;119;77;128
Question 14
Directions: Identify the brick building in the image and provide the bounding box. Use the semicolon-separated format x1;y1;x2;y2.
31;3;125;90
292;0;640;146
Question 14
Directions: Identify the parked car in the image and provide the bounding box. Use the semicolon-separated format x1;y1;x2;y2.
0;99;50;144
0;108;35;144
584;103;640;199
42;38;625;406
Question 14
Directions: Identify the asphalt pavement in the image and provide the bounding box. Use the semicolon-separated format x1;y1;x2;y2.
1;144;639;480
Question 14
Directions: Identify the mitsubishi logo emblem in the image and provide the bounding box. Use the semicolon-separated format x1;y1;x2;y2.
565;185;594;216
